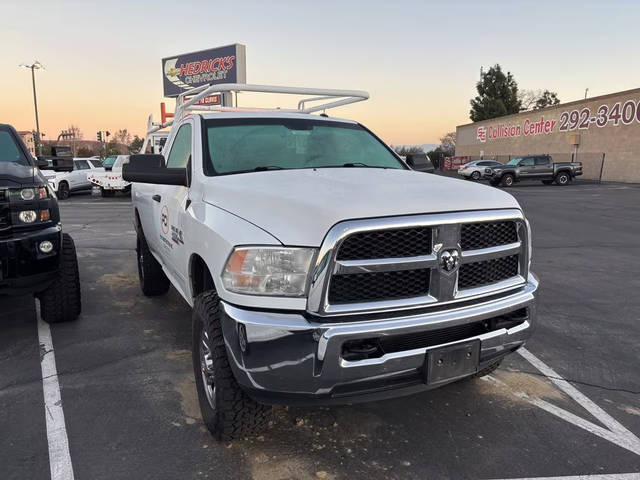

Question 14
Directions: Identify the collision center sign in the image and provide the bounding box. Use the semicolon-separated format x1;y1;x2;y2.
476;116;557;143
162;44;246;97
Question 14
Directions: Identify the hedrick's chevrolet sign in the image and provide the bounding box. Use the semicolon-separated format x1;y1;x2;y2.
162;44;247;97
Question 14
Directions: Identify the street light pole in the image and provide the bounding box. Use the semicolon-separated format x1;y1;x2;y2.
20;61;44;156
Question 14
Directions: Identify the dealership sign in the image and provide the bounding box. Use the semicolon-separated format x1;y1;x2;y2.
162;44;246;97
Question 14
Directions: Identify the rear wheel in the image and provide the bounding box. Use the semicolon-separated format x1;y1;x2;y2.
555;172;570;185
136;234;170;296
193;292;270;440
57;181;70;200
501;174;515;187
471;171;481;181
38;233;81;323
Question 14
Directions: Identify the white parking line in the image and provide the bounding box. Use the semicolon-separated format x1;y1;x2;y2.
518;347;640;457
38;305;75;480
495;473;640;479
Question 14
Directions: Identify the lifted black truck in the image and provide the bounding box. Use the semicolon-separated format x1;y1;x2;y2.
485;154;583;187
0;124;81;323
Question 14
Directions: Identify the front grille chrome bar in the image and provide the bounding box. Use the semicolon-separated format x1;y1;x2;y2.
307;209;528;317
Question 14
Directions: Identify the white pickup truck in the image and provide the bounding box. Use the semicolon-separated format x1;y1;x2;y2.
87;155;130;196
42;157;103;199
124;83;538;440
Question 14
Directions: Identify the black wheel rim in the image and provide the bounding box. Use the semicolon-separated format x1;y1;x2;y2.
200;329;216;410
560;175;568;184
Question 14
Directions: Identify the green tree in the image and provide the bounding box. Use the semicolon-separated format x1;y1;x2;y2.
533;90;560;110
128;135;144;154
76;146;97;157
470;64;521;122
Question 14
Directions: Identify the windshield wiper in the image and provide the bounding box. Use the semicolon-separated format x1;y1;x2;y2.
253;165;284;171
342;162;389;169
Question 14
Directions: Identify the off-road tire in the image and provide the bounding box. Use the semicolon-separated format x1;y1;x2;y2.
501;174;515;187
470;359;502;379
101;188;115;197
542;180;554;185
555;172;570;185
136;234;170;296
471;171;481;181
489;179;501;187
192;292;270;440
38;233;81;323
57;181;70;200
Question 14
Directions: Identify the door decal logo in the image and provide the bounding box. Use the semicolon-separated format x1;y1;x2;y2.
161;205;169;235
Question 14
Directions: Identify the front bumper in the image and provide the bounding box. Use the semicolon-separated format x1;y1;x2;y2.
221;273;539;405
0;225;62;296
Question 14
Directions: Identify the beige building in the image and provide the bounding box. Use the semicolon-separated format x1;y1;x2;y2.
455;88;640;183
18;131;36;157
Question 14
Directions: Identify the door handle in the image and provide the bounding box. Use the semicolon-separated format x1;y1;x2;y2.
152;194;161;203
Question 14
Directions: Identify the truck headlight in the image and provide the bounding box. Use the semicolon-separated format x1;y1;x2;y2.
222;247;316;296
20;188;35;200
19;210;38;223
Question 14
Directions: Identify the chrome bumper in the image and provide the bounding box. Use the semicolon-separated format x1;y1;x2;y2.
220;273;538;405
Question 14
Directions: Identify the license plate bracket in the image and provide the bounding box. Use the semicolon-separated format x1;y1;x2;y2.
425;340;480;385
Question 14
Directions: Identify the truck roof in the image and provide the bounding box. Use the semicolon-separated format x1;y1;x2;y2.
199;111;358;124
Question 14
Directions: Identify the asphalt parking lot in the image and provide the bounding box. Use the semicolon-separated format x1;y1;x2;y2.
2;181;640;480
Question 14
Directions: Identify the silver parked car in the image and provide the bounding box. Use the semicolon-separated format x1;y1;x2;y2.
458;160;503;180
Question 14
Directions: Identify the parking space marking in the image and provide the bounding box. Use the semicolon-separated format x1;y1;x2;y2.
38;305;75;480
495;473;640;479
516;347;640;457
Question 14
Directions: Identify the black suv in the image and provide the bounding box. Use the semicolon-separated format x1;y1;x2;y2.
0;124;81;323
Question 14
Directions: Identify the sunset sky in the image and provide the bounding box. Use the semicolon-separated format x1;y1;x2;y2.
2;0;639;146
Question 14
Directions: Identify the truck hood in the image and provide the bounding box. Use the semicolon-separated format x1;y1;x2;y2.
0;162;37;188
202;168;522;246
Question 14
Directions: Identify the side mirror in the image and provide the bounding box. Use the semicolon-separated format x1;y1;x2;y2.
123;154;188;186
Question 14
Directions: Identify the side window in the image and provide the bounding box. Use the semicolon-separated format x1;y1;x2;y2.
166;124;192;168
520;157;535;167
477;162;487;166
75;160;89;170
535;156;549;166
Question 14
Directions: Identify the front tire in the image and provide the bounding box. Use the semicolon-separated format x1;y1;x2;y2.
38;233;81;323
101;188;115;197
192;292;270;440
471;171;481;181
501;174;515;187
57;181;70;200
555;172;570;185
136;234;170;296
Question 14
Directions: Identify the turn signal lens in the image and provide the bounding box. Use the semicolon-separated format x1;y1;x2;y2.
18;210;37;223
40;209;50;221
39;187;48;199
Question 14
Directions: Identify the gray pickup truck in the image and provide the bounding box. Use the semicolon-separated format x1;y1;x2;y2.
485;155;583;187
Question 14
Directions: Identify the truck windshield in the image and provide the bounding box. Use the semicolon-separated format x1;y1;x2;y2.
507;157;522;166
103;156;117;167
0;130;29;165
203;118;405;175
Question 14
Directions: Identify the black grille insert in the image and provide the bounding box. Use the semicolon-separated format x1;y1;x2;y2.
0;190;10;233
461;221;518;250
458;255;519;289
337;227;432;260
328;269;430;304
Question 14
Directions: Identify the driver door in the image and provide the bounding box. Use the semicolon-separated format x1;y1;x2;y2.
152;122;192;288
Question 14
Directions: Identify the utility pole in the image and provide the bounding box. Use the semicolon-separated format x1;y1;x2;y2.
584;88;589;99
20;61;44;156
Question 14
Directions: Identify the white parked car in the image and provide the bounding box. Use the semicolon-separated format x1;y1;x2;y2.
124;83;538;440
88;155;131;197
458;160;503;181
42;158;104;199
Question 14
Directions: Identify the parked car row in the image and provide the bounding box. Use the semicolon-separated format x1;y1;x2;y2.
457;155;583;187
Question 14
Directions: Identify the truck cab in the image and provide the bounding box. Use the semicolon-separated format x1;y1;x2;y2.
124;84;539;440
0;124;81;323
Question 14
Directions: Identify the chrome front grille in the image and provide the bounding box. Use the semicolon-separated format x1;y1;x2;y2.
307;209;529;316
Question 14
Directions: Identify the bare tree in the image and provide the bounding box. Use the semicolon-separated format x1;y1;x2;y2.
439;132;456;155
519;89;542;111
112;129;132;146
392;145;424;156
66;125;83;139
